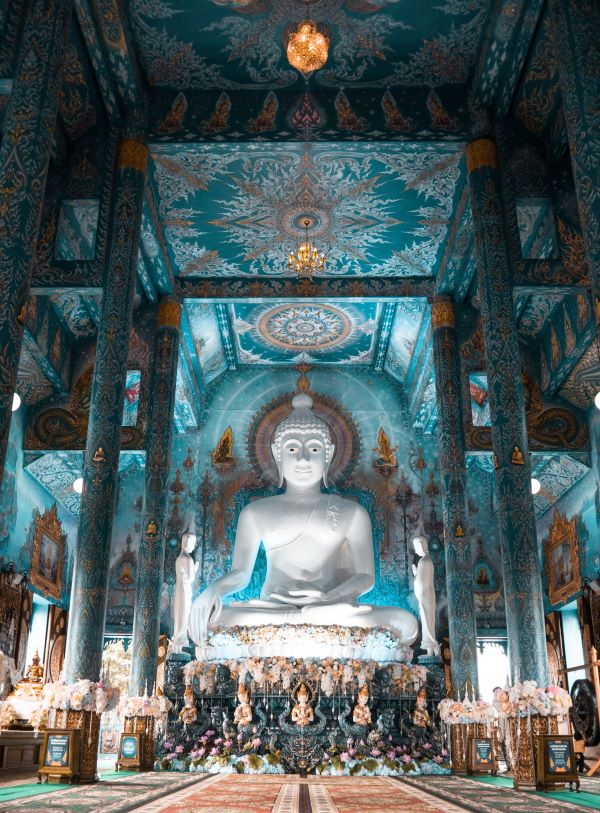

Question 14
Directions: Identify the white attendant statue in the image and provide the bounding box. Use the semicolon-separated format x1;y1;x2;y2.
188;394;418;661
412;535;440;657
171;531;200;653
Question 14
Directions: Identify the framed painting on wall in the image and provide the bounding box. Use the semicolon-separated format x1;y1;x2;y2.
30;505;65;601
545;510;580;607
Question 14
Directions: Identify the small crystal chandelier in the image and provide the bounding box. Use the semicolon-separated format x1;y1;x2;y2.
288;218;326;278
286;2;329;76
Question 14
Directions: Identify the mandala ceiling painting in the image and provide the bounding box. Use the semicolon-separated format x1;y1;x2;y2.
127;0;486;90
149;142;464;277
230;301;380;364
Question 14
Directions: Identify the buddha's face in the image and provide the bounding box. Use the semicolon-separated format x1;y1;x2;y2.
182;533;197;553
276;432;332;489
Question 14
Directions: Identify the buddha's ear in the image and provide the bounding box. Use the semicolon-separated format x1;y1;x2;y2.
323;443;335;488
272;443;284;487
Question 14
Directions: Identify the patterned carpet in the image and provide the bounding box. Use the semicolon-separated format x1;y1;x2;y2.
0;773;596;813
0;772;207;813
132;774;466;813
402;775;588;813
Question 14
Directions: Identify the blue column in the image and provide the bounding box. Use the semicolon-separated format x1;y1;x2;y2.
549;0;600;326
431;297;479;698
467;138;548;686
63;137;148;683
130;297;181;695
0;0;72;485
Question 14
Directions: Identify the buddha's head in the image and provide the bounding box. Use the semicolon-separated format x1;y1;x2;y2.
181;530;197;554
412;535;429;557
357;684;369;705
296;682;310;704
271;394;335;488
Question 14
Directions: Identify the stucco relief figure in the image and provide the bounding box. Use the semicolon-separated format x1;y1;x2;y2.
412;535;440;657
233;683;252;728
188;394;418;658
291;682;314;727
171;531;200;652
352;684;372;726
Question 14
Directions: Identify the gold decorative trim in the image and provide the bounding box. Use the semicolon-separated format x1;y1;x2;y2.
157;299;181;329
545;509;580;606
117;139;148;172
466;139;498;174
431;299;455;329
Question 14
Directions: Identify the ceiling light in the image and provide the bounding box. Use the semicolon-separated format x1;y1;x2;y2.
595;392;600;410
11;393;21;412
73;477;84;494
288;218;326;278
286;3;328;75
531;478;541;495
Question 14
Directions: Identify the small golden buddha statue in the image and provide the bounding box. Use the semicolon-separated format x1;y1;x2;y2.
291;683;314;727
511;445;525;465
23;651;44;684
412;686;431;728
178;684;197;725
233;683;252;728
352;684;372;726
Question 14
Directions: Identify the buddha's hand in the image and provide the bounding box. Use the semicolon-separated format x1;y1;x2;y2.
189;586;223;644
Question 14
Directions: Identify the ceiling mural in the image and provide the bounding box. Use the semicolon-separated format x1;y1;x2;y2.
49;293;102;340
149;142;465;277
229;301;380;364
183;301;228;383
128;0;487;91
530;454;590;519
516;293;565;338
384;298;427;383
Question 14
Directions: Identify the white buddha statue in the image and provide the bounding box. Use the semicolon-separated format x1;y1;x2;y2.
412;535;440;657
188;394;418;661
171;531;200;653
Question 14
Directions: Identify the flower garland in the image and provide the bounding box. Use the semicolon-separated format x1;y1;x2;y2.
492;682;572;719
41;679;119;714
183;657;427;697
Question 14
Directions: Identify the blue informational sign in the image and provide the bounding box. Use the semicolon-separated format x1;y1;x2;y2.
121;735;138;760
44;734;70;768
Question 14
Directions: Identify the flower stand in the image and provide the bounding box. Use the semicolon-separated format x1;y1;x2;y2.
51;708;101;783
118;715;155;771
449;723;487;775
507;714;558;789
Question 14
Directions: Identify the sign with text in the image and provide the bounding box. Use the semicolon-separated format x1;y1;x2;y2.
38;729;80;783
117;732;144;770
535;735;580;792
467;737;496;775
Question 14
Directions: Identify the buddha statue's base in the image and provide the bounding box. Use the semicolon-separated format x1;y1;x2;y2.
195;624;413;664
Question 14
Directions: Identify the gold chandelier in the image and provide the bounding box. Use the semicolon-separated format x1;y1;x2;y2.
286;3;329;75
288;218;326;278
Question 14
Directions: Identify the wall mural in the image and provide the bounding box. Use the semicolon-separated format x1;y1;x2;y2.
148;142;465;277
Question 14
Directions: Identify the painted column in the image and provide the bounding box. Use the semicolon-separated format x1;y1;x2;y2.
466;138;548;686
0;0;72;486
130;296;181;695
431;297;479;698
63;137;148;683
549;0;600;326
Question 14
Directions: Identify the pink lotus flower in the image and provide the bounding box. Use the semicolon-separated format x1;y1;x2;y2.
386;750;396;760
340;752;351;763
422;742;432;750
209;747;218;756
371;749;381;757
214;738;223;745
175;745;184;754
251;737;261;749
401;754;413;764
348;748;356;757
433;755;444;763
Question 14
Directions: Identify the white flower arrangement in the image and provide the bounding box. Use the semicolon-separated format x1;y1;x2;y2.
41;679;119;714
118;691;172;721
438;697;496;725
493;682;572;719
0;650;21;697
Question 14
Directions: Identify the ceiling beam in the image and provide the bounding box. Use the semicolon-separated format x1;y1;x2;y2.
176;276;434;301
